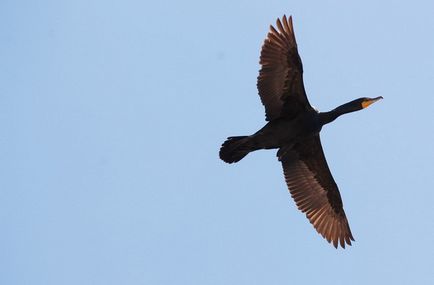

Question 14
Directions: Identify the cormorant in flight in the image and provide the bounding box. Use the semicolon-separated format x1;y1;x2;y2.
219;15;382;248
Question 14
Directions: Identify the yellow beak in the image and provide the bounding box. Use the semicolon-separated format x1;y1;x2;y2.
362;96;383;109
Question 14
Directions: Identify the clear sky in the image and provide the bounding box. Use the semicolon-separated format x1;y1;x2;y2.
2;0;434;284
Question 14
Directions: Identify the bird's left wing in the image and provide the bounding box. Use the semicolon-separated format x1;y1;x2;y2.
279;135;354;248
257;15;313;121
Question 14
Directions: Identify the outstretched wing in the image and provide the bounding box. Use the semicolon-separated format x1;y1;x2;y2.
257;15;313;121
279;135;354;248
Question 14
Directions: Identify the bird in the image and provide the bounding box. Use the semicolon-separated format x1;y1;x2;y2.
219;15;382;248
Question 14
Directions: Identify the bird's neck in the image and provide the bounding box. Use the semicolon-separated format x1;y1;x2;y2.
319;100;362;126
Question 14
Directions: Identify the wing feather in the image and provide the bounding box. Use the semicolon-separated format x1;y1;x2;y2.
257;15;312;121
280;135;354;248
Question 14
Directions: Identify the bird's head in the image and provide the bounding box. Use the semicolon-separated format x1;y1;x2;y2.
360;96;383;109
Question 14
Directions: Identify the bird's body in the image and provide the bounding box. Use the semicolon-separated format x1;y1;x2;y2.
219;15;382;248
234;110;319;151
259;109;320;146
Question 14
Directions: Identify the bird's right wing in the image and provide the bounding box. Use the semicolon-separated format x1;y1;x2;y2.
279;135;354;248
257;15;313;121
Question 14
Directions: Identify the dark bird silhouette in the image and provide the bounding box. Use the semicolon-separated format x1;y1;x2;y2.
219;15;382;248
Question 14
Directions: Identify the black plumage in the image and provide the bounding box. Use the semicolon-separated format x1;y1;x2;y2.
219;15;382;248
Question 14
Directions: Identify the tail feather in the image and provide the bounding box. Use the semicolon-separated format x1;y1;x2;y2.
219;136;252;163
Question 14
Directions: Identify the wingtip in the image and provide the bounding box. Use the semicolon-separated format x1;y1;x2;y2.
333;240;338;249
276;17;282;28
279;15;292;27
281;14;293;22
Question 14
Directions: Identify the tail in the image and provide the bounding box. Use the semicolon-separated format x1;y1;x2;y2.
219;136;254;163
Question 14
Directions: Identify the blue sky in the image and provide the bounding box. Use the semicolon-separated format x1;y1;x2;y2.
2;0;434;284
